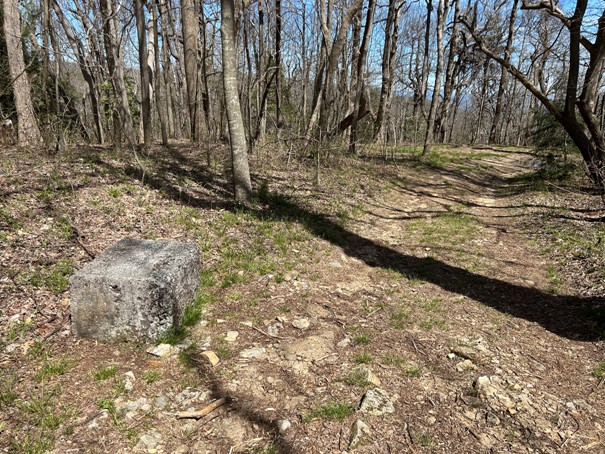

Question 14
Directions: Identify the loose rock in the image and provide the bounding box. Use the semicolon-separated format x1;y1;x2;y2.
239;347;266;359
292;318;310;330
456;359;477;372
358;388;395;416
201;350;220;366
277;419;291;433
225;331;239;343
349;419;371;450
124;371;136;392
147;343;178;358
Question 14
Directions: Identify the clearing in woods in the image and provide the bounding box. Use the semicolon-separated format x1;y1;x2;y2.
1;144;604;453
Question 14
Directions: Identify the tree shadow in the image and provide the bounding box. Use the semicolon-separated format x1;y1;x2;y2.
250;192;605;342
192;361;300;453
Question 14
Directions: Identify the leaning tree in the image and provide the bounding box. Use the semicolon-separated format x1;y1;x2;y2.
463;0;605;189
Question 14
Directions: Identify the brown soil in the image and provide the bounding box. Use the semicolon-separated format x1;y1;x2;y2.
1;144;604;453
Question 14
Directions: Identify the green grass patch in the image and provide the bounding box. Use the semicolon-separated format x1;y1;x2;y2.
35;359;70;382
406;211;479;246
24;259;74;294
405;365;423;377
420;317;447;330
381;354;406;368
304;401;353;422
344;369;373;388
93;365;118;381
353;331;372;346
390;308;410;329
354;352;373;364
0;374;18;409
143;370;161;384
593;362;605;379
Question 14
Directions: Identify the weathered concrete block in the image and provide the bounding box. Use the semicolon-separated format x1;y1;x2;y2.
70;238;200;342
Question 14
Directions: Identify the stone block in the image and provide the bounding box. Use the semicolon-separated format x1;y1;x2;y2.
70;238;200;342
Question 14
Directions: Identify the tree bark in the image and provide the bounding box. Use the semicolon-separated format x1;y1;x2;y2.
275;0;284;146
374;0;403;142
3;0;41;145
489;0;519;144
135;0;153;147
100;0;135;145
181;0;199;142
349;0;377;155
221;0;252;203
422;0;447;155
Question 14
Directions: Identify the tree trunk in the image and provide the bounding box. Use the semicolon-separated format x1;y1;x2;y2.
100;0;135;145
489;0;519;144
349;0;377;155
374;0;402;142
3;0;41;145
221;0;252;203
150;0;167;145
181;0;199;142
135;0;152;147
275;0;284;147
422;0;447;155
435;0;460;143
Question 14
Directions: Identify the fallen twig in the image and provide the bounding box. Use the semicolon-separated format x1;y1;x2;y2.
176;398;227;419
247;324;285;340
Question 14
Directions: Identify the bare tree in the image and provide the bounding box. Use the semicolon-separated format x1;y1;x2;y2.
221;0;252;203
3;0;41;145
422;0;448;155
463;0;605;188
100;0;135;145
181;0;199;142
135;0;153;146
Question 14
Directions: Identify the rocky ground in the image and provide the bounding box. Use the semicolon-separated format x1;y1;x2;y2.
1;143;604;453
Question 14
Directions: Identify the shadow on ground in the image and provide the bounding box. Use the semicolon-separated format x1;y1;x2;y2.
114;145;604;342
251;192;604;342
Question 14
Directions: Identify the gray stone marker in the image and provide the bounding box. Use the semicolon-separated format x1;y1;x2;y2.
70;238;200;342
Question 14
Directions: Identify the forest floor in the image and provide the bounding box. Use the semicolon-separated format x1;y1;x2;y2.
1;142;605;453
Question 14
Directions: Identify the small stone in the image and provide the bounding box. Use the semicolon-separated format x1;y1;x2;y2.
175;340;194;350
124;371;136;392
239;347;266;359
200;350;220;367
349;419;371;450
137;429;162;450
283;353;297;361
337;337;353;348
240;321;253;327
447;353;456;359
358;388;395;416
427;416;437;425
225;331;239;343
292;318;310;330
267;323;282;336
216;319;226;324
155;395;168;409
277;419;291;433
147;344;178;358
329;260;343;268
176;389;201;406
455;359;477;372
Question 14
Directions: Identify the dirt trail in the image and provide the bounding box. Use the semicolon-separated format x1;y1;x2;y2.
2;146;604;453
